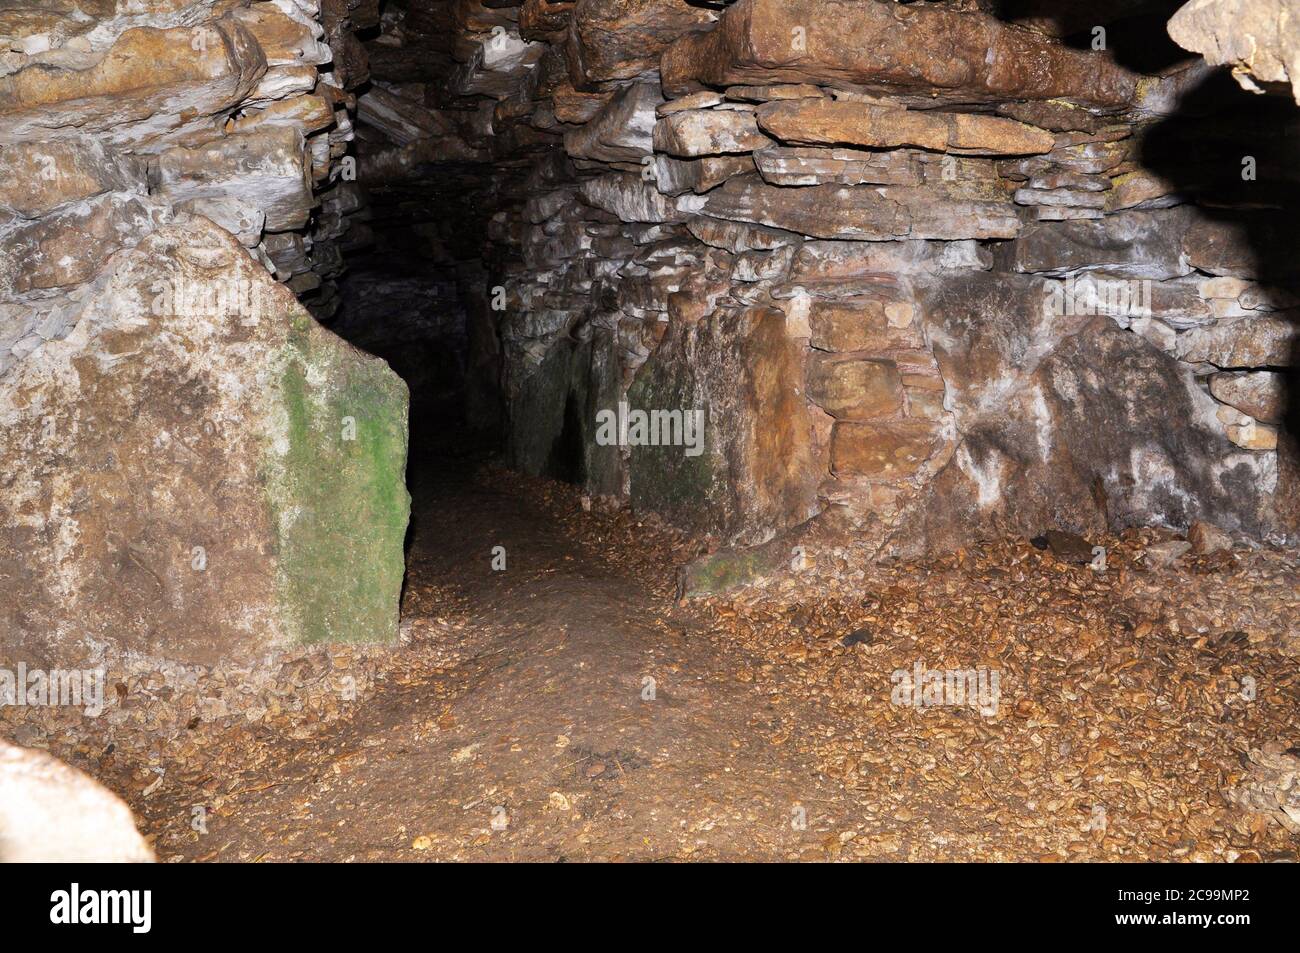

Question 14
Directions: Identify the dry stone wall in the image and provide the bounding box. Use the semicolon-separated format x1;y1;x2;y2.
396;0;1297;559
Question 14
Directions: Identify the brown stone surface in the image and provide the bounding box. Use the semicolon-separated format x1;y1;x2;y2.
4;0;1298;687
908;274;1285;552
654;154;756;196
756;100;1056;156
155;127;314;233
1183;214;1300;282
753;145;922;187
1;194;170;296
627;306;819;545
661;0;1142;107
652;109;771;158
0;139;142;219
702;175;1021;241
808;297;923;352
1013;208;1197;279
1;219;409;667
0;22;267;147
564;81;662;162
564;0;716;89
831;420;942;479
1209;371;1286;423
808;355;904;419
1178;316;1297;367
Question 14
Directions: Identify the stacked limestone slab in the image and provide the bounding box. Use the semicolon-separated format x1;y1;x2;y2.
0;1;410;665
350;0;1294;555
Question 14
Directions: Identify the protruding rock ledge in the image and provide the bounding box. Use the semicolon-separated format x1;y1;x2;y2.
660;0;1143;107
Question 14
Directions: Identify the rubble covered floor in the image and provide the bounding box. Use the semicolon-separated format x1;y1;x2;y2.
7;450;1297;862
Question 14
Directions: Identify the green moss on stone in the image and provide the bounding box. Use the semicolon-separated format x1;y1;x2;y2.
681;548;770;595
263;318;410;645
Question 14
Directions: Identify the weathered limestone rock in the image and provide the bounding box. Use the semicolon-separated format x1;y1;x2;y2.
652;109;770;158
357;84;458;146
627;306;818;545
0;219;409;666
702;175;1021;241
686;215;801;254
791;239;994;280
1;193;171;298
506;327;625;499
755;100;1056;156
564;81;662;163
658;90;726;114
808;355;903;419
1177;315;1297;367
654;154;755;195
1209;370;1286;423
155;127;315;233
1182;213;1300;281
808;295;924;352
905;274;1282;553
0;740;154;863
580;172;702;223
661;0;1143;107
451;28;546;99
726;84;827;104
1107;170;1182;211
231;4;333;68
753;145;922;187
1014;188;1108;211
1013;209;1197;279
1189;519;1235;553
552;82;614;123
0;21;268;149
0;139;142;219
832;420;943;480
1000;138;1130;180
521;0;575;43
564;0;716;89
1169;0;1300;103
13;0;1285;616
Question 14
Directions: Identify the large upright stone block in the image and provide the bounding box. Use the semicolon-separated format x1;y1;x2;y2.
0;218;410;666
627;306;819;546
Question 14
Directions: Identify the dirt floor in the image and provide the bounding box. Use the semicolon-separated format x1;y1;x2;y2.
9;445;1300;861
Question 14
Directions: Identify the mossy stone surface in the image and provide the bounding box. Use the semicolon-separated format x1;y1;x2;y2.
264;314;411;645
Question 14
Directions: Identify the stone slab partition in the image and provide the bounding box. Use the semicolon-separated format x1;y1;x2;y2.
0;1;410;665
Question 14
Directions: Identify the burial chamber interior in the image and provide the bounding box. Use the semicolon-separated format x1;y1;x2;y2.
327;0;1300;571
1;0;1299;863
4;1;1298;662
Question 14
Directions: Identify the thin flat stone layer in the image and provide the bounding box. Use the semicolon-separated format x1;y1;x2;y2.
756;100;1056;156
